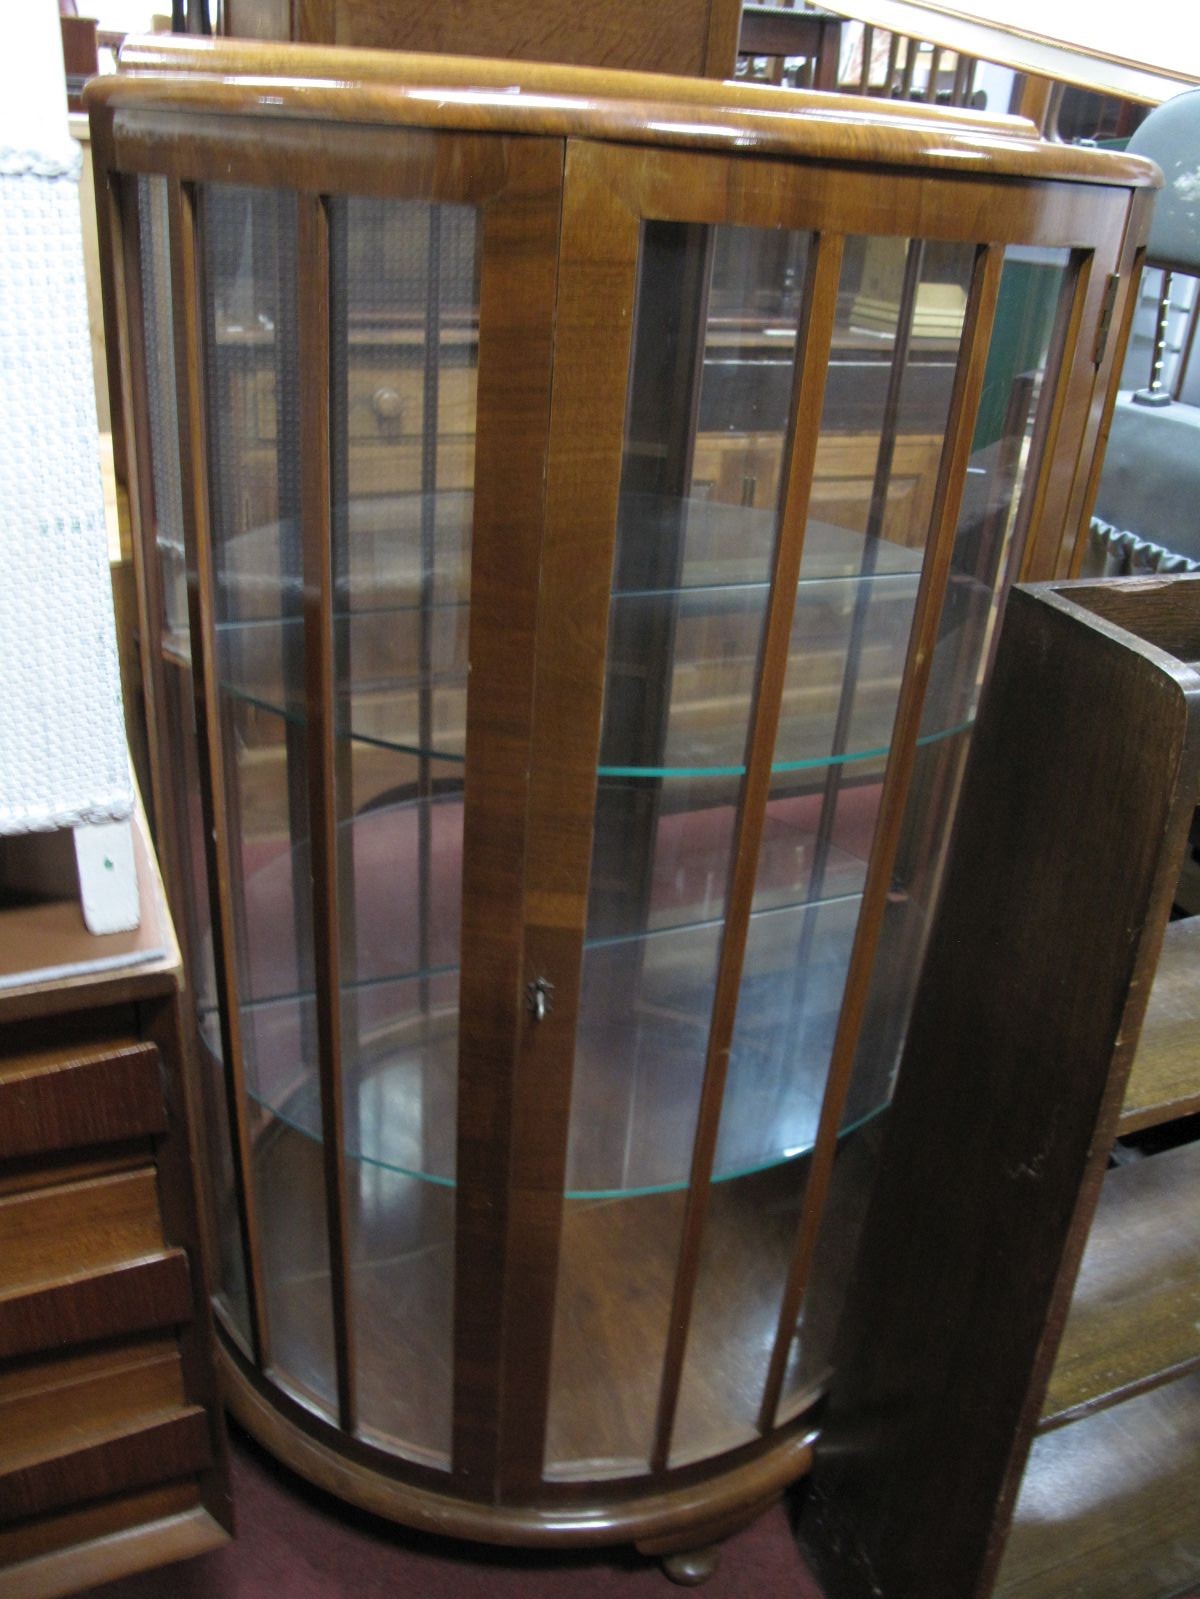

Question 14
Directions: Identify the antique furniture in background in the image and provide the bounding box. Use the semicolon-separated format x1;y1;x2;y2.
801;574;1200;1599
815;0;1200;133
0;805;230;1599
88;36;1155;1573
217;0;744;77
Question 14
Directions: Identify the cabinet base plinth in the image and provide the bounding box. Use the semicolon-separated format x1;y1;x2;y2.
219;1335;814;1553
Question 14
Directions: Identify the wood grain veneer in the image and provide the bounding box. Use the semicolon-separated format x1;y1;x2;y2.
800;576;1200;1599
0;805;230;1589
1119;915;1200;1132
88;36;1162;187
87;39;1156;1565
996;1374;1200;1599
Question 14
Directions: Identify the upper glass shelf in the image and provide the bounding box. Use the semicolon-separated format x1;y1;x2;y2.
171;493;976;777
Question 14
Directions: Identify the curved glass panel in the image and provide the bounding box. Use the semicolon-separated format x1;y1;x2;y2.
200;183;336;1419
670;234;978;1465
547;221;813;1477
329;196;478;1465
785;246;1075;1411
137;178;251;1346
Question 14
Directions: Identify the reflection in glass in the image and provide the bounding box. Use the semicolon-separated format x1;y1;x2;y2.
788;246;1074;1402
162;659;251;1344
200;183;336;1415
328;196;480;1464
548;224;813;1476
671;235;977;1463
137;176;187;648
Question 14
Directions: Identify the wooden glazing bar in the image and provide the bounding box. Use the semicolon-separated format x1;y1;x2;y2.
650;232;847;1473
451;139;566;1492
275;198;319;1091
297;193;356;1435
759;243;1007;1431
166;180;269;1369
417;209;443;1012
113;175;179;915
327;203;360;1092
483;140;636;1499
787;237;926;1021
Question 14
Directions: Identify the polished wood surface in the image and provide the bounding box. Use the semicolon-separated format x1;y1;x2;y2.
224;0;743;80
88;38;1155;1562
996;1374;1200;1599
1;1500;226;1599
800;576;1200;1599
1120;916;1200;1131
221;1331;816;1545
298;191;357;1437
763;240;1006;1429
0;807;230;1590
653;230;846;1472
451;138;564;1494
168;178;270;1369
0;1039;164;1161
90;37;1162;187
1040;1138;1200;1430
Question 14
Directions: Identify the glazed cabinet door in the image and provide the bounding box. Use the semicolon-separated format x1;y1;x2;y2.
106;117;564;1483
504;141;1138;1498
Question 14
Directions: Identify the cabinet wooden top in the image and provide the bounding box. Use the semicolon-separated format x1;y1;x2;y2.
88;35;1159;188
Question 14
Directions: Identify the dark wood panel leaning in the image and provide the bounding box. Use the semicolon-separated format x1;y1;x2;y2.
800;574;1200;1599
86;35;1156;1577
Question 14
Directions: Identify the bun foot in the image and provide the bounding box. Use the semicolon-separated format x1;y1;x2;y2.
661;1545;721;1585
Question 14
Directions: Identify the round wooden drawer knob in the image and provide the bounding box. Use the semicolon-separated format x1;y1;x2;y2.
371;385;404;424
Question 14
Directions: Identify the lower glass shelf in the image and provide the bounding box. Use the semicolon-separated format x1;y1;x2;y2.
220;795;901;1197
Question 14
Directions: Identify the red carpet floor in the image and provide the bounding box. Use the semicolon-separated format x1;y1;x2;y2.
84;1425;827;1599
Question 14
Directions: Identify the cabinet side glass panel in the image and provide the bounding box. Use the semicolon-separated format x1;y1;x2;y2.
327;197;479;1466
672;235;978;1464
137;176;187;648
546;223;809;1478
200;184;337;1417
137;176;251;1345
787;246;1074;1402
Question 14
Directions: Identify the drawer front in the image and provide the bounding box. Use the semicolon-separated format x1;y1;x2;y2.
0;1169;193;1360
0;1041;164;1161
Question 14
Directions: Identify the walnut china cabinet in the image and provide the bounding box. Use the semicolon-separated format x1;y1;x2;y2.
87;38;1156;1573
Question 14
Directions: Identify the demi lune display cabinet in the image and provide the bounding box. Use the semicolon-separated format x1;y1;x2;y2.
87;37;1156;1575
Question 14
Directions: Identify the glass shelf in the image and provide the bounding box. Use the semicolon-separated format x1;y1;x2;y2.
218;793;904;1198
183;497;977;775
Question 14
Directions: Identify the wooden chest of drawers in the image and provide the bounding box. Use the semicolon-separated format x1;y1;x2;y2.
0;816;230;1598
